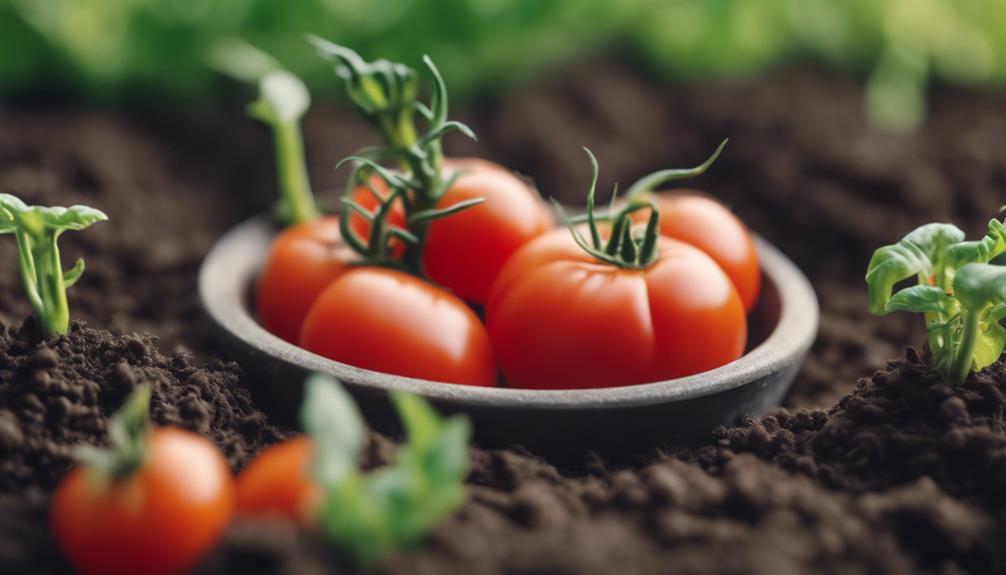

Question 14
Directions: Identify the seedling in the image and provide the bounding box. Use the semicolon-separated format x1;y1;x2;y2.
0;194;107;336
866;218;1006;381
248;70;321;225
301;374;470;566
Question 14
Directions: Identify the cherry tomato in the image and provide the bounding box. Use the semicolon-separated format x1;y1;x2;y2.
300;267;496;386
635;192;760;311
487;229;747;389
422;158;552;305
236;436;319;524
257;183;406;343
51;428;235;575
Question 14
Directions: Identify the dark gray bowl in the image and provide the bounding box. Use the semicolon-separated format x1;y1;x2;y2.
199;216;818;463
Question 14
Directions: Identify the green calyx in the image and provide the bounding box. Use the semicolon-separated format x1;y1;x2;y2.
300;374;470;567
866;218;1006;381
311;38;481;276
248;70;321;226
560;141;728;270
0;194;107;336
74;386;152;480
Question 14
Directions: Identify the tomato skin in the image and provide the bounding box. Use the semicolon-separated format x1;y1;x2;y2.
642;192;760;311
487;229;746;389
236;437;319;524
300;268;497;386
51;428;235;575
422;158;552;305
257;184;406;344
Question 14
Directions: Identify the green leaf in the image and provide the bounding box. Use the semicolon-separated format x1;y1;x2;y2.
300;374;365;489
952;263;1006;313
314;388;470;567
885;285;954;314
945;218;1006;268
0;194;108;234
623;139;728;199
248;70;310;124
865;223;965;314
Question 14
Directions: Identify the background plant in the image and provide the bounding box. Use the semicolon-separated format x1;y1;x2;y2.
2;0;1005;130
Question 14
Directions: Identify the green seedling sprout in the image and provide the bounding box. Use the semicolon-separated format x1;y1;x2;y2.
0;194;107;336
866;218;1006;381
308;37;482;275
301;374;470;566
248;70;321;226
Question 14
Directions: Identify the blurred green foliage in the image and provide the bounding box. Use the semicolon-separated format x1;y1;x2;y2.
1;0;1005;130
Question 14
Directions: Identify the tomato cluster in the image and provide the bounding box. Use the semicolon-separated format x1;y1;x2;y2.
258;153;758;390
251;44;758;391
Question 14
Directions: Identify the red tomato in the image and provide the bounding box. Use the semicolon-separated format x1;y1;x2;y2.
236;436;319;524
422;158;552;305
487;229;747;389
257;183;406;343
51;428;234;575
300;267;496;386
636;192;760;311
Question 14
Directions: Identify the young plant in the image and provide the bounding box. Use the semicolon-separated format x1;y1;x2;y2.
308;37;483;275
0;194;106;336
866;218;1006;381
237;374;472;566
248;69;321;225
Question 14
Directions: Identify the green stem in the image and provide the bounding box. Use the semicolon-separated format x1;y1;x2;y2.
14;229;70;336
273;122;320;225
950;309;979;382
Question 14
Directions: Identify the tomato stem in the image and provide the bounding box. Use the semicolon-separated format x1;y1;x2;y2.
73;386;152;480
313;41;482;278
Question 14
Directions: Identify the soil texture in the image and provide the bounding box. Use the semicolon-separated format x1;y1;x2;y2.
2;62;1006;573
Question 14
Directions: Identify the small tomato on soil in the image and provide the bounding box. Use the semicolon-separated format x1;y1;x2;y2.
422;158;552;304
300;267;497;386
51;428;235;575
236;436;319;524
487;228;747;390
635;192;760;311
257;182;406;343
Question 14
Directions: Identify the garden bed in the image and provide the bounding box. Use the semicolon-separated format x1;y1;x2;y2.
2;62;1005;573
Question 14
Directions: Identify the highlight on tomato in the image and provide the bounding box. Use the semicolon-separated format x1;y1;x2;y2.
487;147;747;390
624;142;760;311
51;387;235;575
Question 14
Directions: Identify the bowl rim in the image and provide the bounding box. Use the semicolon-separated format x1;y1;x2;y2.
199;215;819;411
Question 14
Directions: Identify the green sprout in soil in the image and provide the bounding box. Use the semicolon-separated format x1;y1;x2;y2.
302;374;470;566
248;70;321;226
309;37;482;275
866;218;1006;382
0;194;107;336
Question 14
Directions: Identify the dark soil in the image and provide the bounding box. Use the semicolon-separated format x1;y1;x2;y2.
2;62;1006;573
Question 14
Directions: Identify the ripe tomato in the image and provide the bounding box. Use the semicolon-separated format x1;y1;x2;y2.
487;229;747;389
257;182;406;343
300;267;496;386
422;158;552;305
635;192;760;311
51;428;234;575
236;436;319;524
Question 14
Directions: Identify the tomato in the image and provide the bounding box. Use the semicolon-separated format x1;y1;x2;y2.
257;182;406;343
236;436;319;524
422;158;552;305
635;192;760;311
51;428;234;575
300;267;496;386
487;228;747;389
